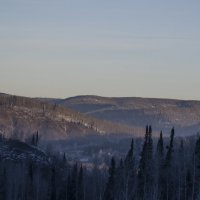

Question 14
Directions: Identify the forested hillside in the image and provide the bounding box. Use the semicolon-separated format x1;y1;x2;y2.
0;94;145;140
0;126;200;200
45;95;200;136
1;93;200;199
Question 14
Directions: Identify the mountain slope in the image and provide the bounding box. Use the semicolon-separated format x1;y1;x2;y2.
0;94;143;140
44;95;200;136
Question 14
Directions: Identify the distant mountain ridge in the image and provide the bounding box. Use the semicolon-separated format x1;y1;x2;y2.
1;93;200;138
41;95;200;136
0;94;142;141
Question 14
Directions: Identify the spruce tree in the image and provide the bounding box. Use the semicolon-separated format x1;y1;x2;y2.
50;167;56;200
178;139;186;200
115;159;125;200
149;125;152;135
31;134;35;146
194;136;200;198
165;127;175;167
103;157;116;200
0;168;6;200
62;153;67;167
157;131;164;160
26;164;34;200
163;127;175;200
68;164;78;200
124;139;135;200
77;166;84;200
36;131;39;146
186;169;192;200
137;126;153;199
146;125;149;135
156;131;164;199
147;125;153;161
137;129;148;199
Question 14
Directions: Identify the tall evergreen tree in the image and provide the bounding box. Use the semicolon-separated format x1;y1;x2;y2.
124;139;135;200
137;126;153;199
147;125;153;161
125;139;134;167
115;159;125;200
193;136;200;198
63;153;66;163
157;131;164;159
165;127;175;167
68;164;78;200
186;169;192;200
31;134;35;146
149;125;152;135
162;127;175;200
26;164;34;200
50;167;56;200
156;131;164;199
36;131;39;146
146;125;149;135
0;168;6;200
177;139;186;200
103;157;116;200
77;165;84;200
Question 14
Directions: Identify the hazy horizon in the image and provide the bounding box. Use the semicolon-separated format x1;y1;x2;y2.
2;90;200;102
1;1;200;100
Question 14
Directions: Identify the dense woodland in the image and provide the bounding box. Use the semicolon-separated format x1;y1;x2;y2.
0;126;200;200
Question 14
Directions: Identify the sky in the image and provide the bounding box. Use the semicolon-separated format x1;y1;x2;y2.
0;0;200;100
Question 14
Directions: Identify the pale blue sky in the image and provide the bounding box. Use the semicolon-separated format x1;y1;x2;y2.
0;0;200;99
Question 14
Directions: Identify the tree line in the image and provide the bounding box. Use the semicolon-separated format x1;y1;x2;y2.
103;126;200;200
1;126;200;200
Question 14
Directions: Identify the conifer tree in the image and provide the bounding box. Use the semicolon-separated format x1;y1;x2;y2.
137;126;153;199
178;139;186;200
68;164;78;200
31;134;35;146
193;136;200;198
115;159;125;200
103;157;116;200
157;131;164;160
147;125;153;161
36;131;39;146
156;131;164;199
145;124;149;136
163;127;175;200
0;168;6;200
125;139;134;168
149;125;152;135
50;167;56;200
165;127;175;167
63;153;66;162
186;169;192;200
77;166;84;200
62;153;67;166
124;139;135;200
26;164;34;200
137;129;148;199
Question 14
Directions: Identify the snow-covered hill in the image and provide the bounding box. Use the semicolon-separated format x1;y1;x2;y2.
0;138;49;165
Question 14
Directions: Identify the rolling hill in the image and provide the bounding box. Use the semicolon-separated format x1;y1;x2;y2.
42;95;200;136
1;93;199;139
0;94;143;141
